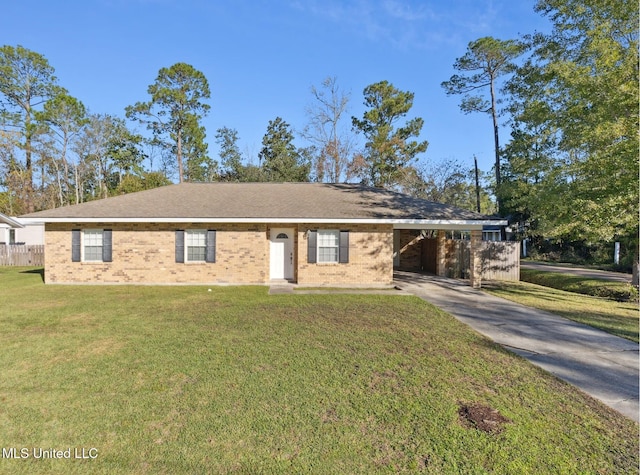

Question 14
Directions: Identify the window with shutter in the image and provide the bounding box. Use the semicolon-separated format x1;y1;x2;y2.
186;230;206;262
74;229;112;263
84;229;103;262
318;230;339;263
310;230;349;264
177;230;216;263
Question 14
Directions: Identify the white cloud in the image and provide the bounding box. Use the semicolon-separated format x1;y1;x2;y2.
289;0;507;51
382;0;433;22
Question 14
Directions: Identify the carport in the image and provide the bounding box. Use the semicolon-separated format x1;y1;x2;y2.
392;218;515;288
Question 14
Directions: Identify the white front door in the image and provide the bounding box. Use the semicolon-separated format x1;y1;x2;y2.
270;228;294;280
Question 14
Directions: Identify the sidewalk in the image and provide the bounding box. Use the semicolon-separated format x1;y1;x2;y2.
394;271;639;422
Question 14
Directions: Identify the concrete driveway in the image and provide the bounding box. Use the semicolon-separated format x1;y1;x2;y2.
394;271;639;422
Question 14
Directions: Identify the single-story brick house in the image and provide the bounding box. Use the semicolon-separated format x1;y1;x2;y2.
19;183;507;287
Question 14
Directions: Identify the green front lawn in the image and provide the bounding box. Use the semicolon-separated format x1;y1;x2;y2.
484;279;639;343
0;267;637;474
521;268;638;302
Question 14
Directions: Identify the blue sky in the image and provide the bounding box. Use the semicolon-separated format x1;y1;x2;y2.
3;0;551;176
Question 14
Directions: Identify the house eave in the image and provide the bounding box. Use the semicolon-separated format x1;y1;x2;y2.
0;214;25;228
391;220;507;230
19;216;508;229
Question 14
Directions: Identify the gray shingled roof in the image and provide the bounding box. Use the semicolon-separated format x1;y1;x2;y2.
20;183;502;223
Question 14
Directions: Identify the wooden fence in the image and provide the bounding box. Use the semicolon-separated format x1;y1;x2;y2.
478;241;520;281
442;240;520;281
0;245;45;266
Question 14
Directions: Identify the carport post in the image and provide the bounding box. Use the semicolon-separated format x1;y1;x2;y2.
469;230;482;288
436;230;446;276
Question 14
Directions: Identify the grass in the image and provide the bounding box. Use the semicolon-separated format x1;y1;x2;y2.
0;267;638;474
483;279;639;343
521;268;638;302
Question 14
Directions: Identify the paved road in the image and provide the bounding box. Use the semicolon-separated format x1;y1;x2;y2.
394;271;639;422
521;261;632;283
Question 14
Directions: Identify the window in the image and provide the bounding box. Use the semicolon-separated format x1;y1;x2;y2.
186;230;207;262
318;230;339;263
72;229;112;263
483;231;501;242
175;230;216;263
84;229;103;261
9;229;15;245
307;229;349;264
446;230;470;240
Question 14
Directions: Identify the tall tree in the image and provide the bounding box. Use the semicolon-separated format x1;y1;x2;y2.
505;0;639;279
182;114;217;182
441;37;523;213
351;80;428;189
400;159;496;214
0;45;62;212
0;130;24;214
499;127;554;236
75;114;146;199
302;76;354;182
35;93;87;206
115;171;171;195
258;117;310;182
215;126;244;181
125;62;211;183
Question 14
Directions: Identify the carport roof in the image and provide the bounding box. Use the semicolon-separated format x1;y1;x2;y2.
20;183;507;226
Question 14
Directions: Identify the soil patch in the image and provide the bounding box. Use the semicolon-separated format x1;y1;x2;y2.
458;403;511;434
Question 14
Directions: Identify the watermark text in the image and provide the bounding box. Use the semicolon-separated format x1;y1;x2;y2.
2;447;98;460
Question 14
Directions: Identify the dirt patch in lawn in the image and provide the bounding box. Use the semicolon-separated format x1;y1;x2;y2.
458;402;511;434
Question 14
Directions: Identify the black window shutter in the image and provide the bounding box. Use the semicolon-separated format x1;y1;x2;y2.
339;230;349;263
102;229;112;262
71;229;81;262
175;230;185;263
206;230;216;263
307;230;317;263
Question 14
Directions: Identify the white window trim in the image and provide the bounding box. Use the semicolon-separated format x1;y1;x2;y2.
185;229;207;263
483;231;502;242
82;229;104;262
317;229;339;264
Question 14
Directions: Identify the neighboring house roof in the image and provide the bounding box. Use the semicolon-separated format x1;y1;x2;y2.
0;212;24;228
19;183;506;228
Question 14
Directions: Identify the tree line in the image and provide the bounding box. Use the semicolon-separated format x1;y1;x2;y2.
0;0;637;273
0;52;489;215
444;0;638;273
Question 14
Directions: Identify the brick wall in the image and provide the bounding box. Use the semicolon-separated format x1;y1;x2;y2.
296;223;393;286
45;223;269;284
44;222;394;286
397;229;423;271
